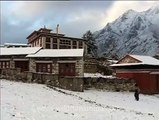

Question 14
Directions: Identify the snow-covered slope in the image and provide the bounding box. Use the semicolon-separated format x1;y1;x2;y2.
95;5;159;58
1;79;159;120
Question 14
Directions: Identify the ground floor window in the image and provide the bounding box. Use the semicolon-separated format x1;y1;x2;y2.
36;63;52;73
0;61;10;69
59;63;75;76
14;61;29;72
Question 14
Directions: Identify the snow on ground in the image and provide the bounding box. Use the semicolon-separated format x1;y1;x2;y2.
1;79;159;120
84;73;115;78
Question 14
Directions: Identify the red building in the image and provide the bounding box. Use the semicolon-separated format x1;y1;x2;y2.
112;54;159;94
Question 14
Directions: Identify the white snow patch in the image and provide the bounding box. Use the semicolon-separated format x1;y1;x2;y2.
84;73;115;78
0;47;41;56
1;79;159;120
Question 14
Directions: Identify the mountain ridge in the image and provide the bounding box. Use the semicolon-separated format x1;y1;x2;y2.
94;5;159;58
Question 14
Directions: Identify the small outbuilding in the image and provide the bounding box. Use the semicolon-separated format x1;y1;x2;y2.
111;54;159;94
26;49;84;76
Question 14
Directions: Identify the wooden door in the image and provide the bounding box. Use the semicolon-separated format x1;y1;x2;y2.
157;75;159;92
59;63;75;76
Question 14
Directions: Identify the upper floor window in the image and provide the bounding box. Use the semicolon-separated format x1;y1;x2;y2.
59;39;71;49
46;37;51;43
79;41;83;48
46;43;51;49
53;38;57;43
52;38;58;49
73;41;77;49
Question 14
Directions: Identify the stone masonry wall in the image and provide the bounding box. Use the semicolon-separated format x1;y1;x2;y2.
75;58;84;76
29;57;84;77
0;68;84;92
83;77;136;92
0;68;135;92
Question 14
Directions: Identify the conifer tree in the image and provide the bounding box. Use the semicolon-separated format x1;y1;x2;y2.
82;30;97;57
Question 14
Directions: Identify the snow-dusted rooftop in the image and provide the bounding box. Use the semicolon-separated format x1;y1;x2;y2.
130;55;159;64
0;47;41;56
27;49;84;58
111;54;159;66
4;43;29;46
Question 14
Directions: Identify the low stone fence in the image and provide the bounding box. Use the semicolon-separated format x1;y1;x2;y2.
83;77;136;92
47;76;83;92
0;68;135;92
0;68;26;81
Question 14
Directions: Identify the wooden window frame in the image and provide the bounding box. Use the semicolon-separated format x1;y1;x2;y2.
36;63;52;73
0;61;10;69
59;39;71;49
73;41;77;49
79;41;83;48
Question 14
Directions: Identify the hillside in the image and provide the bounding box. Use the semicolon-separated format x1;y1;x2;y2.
94;5;159;58
1;79;159;120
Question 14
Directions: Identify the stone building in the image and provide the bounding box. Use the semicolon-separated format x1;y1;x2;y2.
27;26;87;54
0;47;84;77
0;47;41;72
27;49;84;76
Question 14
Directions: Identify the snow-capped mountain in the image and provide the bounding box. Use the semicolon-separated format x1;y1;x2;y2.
94;6;159;58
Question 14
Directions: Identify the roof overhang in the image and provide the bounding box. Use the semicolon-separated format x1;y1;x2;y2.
26;49;84;58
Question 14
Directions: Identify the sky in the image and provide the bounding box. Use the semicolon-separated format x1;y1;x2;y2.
1;1;159;44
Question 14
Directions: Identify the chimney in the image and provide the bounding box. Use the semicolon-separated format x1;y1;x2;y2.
56;24;59;35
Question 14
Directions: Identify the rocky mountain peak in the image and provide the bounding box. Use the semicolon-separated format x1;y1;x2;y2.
94;6;159;58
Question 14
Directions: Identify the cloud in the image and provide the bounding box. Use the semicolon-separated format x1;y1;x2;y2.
1;1;113;43
104;1;159;23
1;1;158;44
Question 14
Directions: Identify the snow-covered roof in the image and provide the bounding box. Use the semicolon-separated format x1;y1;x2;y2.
108;60;118;64
111;54;159;66
27;49;84;58
4;43;29;46
130;55;159;63
0;47;41;56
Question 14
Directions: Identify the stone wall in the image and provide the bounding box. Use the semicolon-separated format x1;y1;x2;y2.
47;76;83;92
29;57;84;76
83;77;136;92
0;68;84;92
0;68;135;92
76;58;84;76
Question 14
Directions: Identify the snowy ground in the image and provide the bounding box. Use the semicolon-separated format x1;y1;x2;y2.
1;79;159;120
84;73;115;78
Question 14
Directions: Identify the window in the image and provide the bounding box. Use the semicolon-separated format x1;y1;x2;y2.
53;38;58;49
46;37;51;42
45;37;51;49
0;61;10;69
46;43;51;49
53;38;57;43
73;41;77;49
53;44;57;49
79;41;83;48
59;39;71;49
36;63;52;73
